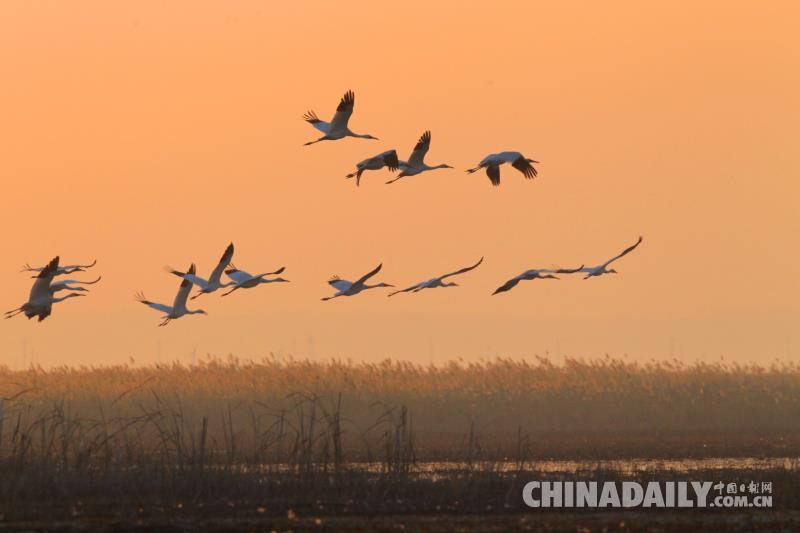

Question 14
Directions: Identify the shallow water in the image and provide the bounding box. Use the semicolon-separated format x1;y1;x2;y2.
244;457;798;476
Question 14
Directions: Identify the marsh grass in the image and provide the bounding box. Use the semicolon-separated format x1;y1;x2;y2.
2;355;799;461
1;356;799;526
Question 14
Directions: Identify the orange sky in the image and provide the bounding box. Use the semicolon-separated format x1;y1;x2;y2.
1;1;798;367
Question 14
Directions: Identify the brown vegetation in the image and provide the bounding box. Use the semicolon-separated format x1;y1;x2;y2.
1;356;798;529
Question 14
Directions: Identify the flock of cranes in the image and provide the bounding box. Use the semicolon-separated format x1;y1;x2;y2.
6;90;643;325
305;91;536;187
5;258;100;322
6;237;642;325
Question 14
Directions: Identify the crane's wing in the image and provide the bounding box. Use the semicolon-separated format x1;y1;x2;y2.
381;150;399;171
29;256;59;302
486;164;501;186
172;263;196;309
328;276;353;292
407;131;431;167
303;110;331;133
602;236;643;268
329;90;355;131
172;270;208;289
439;257;484;280
208;242;234;284
511;155;538;179
36;306;52;322
492;275;522;295
135;292;172;314
353;263;382;287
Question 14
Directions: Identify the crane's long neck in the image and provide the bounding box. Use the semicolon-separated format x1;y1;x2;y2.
260;277;289;284
53;294;81;303
364;283;391;289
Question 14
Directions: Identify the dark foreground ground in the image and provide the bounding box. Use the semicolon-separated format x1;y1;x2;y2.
2;511;798;532
1;466;796;532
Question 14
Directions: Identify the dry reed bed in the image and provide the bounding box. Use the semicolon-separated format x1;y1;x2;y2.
1;356;798;464
1;357;800;523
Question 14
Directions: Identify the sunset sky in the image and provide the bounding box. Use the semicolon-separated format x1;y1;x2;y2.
1;1;798;367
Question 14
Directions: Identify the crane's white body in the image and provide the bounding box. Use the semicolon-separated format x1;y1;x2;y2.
345;150;399;186
222;265;289;296
8;293;85;322
323;264;393;300
466;151;538;186
170;243;236;299
492;266;584;295
5;257;86;321
389;258;483;296
303;90;379;145
386;131;453;184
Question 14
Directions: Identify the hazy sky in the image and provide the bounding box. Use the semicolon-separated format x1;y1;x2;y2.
1;1;798;367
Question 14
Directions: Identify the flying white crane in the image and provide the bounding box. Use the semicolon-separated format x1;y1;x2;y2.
388;257;483;296
21;259;96;277
492;266;584;295
5;257;85;321
466;152;539;186
136;264;207;326
345;150;399;186
168;243;235;299
221;265;289;296
322;263;393;301
33;274;101;320
386;131;453;184
579;236;643;279
303;90;379;145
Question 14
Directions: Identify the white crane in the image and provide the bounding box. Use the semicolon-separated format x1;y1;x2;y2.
388;257;483;296
221;265;289;296
492;266;584;295
322;263;393;301
345;150;399;186
466;152;539;186
303;90;379;145
579;236;643;279
168;243;235;299
21;259;96;277
136;263;207;326
386;131;453;184
5;257;85;321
